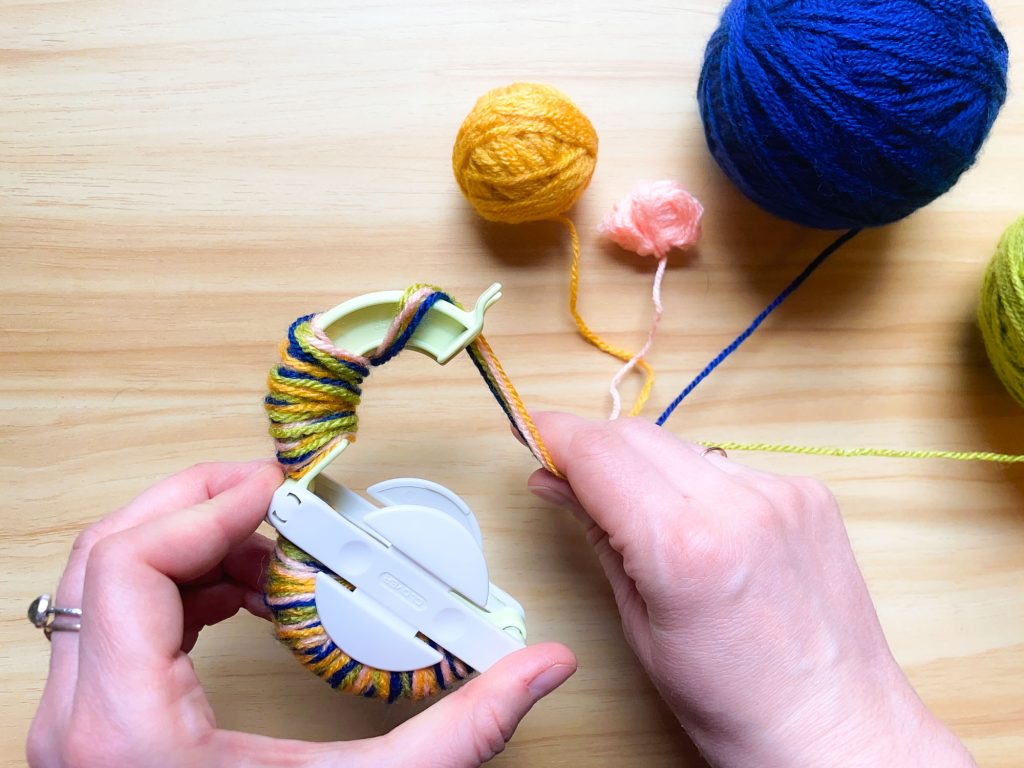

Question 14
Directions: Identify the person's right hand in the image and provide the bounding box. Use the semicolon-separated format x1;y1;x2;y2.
527;413;975;768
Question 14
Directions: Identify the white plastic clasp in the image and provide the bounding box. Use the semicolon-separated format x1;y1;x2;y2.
266;476;526;673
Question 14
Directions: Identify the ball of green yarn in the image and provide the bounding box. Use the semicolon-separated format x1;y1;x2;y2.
979;216;1024;407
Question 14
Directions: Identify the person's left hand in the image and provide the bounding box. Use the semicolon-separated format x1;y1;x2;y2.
27;460;576;768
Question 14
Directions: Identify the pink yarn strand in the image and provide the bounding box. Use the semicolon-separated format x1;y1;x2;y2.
471;340;545;460
609;256;667;419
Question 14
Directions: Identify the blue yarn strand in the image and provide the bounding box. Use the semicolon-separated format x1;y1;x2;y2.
656;228;861;426
370;292;451;366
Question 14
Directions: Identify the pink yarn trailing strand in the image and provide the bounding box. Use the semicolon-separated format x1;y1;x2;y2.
599;180;703;419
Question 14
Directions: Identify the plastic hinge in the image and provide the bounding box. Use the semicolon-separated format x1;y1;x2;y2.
267;478;526;672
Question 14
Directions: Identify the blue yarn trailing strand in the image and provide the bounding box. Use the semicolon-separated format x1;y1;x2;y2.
656;228;861;426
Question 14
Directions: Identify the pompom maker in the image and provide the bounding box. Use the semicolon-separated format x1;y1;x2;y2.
265;284;527;674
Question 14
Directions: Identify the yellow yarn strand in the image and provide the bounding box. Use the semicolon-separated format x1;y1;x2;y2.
473;333;561;478
453;83;655;418
701;441;1024;463
563;215;655;417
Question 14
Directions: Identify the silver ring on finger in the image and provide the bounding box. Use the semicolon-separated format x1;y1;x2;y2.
701;446;728;459
28;594;82;641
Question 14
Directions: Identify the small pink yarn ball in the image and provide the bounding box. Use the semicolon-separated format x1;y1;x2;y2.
599;180;703;258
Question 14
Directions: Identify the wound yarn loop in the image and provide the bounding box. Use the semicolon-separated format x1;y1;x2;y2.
453;82;655;417
699;0;1009;229
265;285;557;700
979;216;1024;407
266;285;558;481
266;538;471;702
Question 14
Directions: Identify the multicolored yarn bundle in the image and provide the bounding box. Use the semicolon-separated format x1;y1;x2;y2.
264;285;557;700
453;82;656;417
265;538;471;702
979;216;1024;408
265;284;556;481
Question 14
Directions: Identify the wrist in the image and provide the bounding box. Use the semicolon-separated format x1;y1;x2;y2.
687;665;975;768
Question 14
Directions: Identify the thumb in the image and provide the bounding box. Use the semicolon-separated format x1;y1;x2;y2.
386;643;577;767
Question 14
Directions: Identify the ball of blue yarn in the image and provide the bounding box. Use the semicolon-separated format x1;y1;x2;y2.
698;0;1009;230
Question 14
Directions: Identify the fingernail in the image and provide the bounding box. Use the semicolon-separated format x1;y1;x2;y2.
528;484;574;508
527;664;575;698
253;463;283;480
509;423;527;447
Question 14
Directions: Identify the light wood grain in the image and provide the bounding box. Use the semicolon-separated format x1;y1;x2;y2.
3;2;1023;765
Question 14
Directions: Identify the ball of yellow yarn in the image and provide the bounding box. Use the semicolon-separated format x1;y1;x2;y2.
979;216;1024;407
452;82;598;224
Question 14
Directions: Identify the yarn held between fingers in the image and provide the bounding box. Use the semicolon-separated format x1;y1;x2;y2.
266;285;559;480
264;285;557;700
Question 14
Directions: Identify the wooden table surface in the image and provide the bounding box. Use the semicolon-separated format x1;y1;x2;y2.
3;2;1023;765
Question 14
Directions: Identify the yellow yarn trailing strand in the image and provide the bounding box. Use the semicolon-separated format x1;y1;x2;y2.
452;81;653;417
702;441;1024;463
563;215;654;416
979;215;1024;407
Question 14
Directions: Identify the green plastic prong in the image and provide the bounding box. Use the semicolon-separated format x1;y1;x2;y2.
294;283;503;490
315;282;501;362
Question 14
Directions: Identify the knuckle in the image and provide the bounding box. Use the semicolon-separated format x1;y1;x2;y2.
184;461;214;476
732;486;778;523
566;423;624;469
767;479;805;514
674;522;726;566
85;533;129;575
796;476;836;508
653;522;736;599
70;524;104;558
179;462;215;489
63;723;120;768
608;416;658;441
26;716;54;767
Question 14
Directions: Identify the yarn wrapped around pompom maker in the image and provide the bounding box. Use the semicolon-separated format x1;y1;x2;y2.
264;284;530;700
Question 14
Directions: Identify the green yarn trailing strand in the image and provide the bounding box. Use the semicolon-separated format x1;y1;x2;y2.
979;216;1024;407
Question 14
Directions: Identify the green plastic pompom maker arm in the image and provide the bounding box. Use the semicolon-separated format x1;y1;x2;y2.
266;282;528;673
293;282;503;492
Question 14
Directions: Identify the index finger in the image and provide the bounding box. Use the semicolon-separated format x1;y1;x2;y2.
41;460;278;731
530;412;697;546
75;463;282;703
